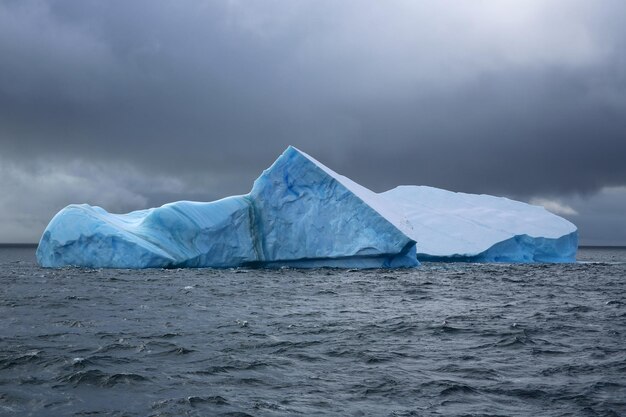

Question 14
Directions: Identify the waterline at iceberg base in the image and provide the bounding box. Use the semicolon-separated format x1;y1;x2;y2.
36;147;577;268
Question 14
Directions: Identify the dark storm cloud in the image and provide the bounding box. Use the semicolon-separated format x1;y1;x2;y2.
549;187;626;246
1;0;625;242
343;66;626;196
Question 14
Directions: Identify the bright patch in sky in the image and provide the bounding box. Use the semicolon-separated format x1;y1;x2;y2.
530;198;579;216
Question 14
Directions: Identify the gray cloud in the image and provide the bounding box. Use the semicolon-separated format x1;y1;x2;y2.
537;187;626;246
1;0;625;243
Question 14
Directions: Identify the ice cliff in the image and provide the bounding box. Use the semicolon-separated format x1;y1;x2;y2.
36;146;577;268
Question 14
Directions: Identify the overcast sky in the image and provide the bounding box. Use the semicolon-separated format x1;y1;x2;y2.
1;0;625;244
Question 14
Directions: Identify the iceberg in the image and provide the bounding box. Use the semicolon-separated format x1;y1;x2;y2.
381;186;578;262
36;146;577;268
36;147;417;268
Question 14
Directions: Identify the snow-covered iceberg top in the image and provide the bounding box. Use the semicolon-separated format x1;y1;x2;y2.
36;146;577;268
382;186;577;262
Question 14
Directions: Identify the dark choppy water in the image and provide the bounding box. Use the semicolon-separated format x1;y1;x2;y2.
1;247;625;416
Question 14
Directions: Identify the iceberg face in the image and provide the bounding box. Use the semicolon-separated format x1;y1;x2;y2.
36;146;577;268
37;147;417;268
248;148;416;265
381;186;578;263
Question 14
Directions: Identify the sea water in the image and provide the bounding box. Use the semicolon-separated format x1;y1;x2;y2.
1;247;625;416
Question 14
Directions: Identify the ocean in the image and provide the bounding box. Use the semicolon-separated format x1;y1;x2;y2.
1;246;625;416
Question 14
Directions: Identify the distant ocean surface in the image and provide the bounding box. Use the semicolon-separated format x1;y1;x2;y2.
1;247;625;417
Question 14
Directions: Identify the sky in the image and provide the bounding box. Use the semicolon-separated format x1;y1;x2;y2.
0;0;625;245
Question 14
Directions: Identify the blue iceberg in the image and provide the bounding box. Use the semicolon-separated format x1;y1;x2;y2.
37;147;418;268
36;146;578;268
